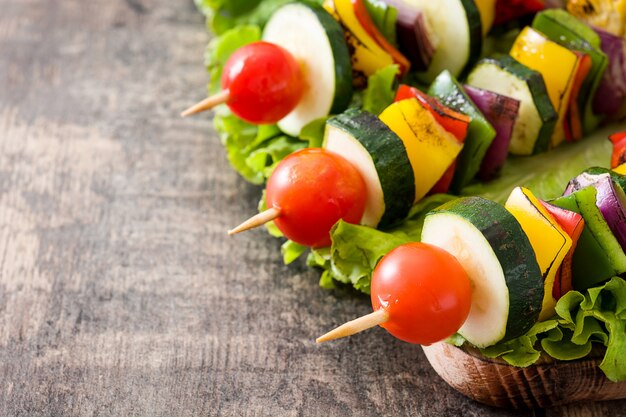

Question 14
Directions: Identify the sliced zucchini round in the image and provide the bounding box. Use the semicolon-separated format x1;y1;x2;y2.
421;196;544;348
263;2;352;137
467;56;558;156
408;0;482;83
323;109;415;229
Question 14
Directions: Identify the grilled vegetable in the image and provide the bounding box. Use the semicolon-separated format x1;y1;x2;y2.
323;109;415;228
428;70;496;191
505;187;572;320
551;186;626;290
379;98;464;202
464;85;520;180
466;56;557;155
510;26;583;147
531;9;608;135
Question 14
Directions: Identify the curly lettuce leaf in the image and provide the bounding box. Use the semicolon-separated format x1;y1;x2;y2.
282;240;307;265
214;109;306;184
196;0;307;35
362;65;399;115
205;25;261;94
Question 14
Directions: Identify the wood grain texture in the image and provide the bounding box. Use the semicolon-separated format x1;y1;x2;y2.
423;343;626;409
0;0;625;415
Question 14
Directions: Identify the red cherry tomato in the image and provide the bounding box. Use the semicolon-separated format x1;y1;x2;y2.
221;41;304;124
371;242;472;345
266;148;367;248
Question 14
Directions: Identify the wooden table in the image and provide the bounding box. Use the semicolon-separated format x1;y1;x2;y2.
1;0;625;415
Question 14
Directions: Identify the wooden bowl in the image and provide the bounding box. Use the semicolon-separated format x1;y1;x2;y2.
422;342;626;409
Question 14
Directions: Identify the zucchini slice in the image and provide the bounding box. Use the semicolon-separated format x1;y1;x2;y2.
408;0;482;83
421;197;543;348
323;109;415;229
263;2;352;136
467;56;557;156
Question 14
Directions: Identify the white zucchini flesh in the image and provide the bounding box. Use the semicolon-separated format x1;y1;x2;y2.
263;4;338;137
422;213;509;348
324;125;385;228
406;0;473;83
467;64;542;156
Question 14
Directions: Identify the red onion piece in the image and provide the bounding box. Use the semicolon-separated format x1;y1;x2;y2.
464;85;520;181
564;172;626;251
592;27;626;119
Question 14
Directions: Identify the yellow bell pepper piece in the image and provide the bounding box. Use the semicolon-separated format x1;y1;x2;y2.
505;187;572;320
614;163;626;175
324;0;394;79
379;98;463;202
567;0;626;37
474;0;496;36
510;27;581;148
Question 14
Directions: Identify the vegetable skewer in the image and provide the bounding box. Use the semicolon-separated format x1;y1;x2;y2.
194;1;626;394
228;207;281;236
316;309;388;343
180;90;229;117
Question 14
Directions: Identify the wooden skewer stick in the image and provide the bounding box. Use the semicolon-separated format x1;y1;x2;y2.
228;207;282;236
180;90;230;117
316;309;389;343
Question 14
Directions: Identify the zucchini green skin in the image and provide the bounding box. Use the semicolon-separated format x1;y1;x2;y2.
461;0;483;77
470;56;558;155
428;196;544;341
428;70;496;193
307;2;353;114
532;10;608;134
327;109;415;229
413;0;483;83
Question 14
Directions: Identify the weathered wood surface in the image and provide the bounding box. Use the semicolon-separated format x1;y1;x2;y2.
0;0;625;415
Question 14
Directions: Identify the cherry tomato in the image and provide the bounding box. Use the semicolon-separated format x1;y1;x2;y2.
221;41;304;124
371;242;472;345
266;148;367;248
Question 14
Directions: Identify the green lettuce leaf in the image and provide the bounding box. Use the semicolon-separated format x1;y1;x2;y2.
282;240;307;265
214;109;308;184
205;25;261;94
310;194;456;293
362;65;399;115
197;0;323;35
298;117;328;149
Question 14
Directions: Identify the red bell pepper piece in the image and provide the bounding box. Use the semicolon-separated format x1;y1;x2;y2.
394;85;469;193
395;85;469;141
540;200;585;299
352;0;410;76
609;131;626;169
565;52;592;142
